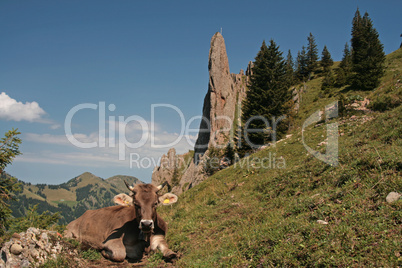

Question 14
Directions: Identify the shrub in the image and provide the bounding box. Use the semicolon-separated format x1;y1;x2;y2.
38;256;71;268
369;95;399;111
8;205;60;233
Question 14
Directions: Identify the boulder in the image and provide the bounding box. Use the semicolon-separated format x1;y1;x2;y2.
10;244;23;255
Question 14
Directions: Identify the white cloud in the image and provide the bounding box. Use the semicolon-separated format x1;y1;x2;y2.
0;92;48;122
25;133;67;144
50;124;62;130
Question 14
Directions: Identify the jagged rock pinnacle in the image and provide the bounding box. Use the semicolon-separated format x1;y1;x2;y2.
152;32;248;194
195;32;235;159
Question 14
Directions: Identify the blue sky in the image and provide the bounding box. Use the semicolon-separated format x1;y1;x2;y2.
1;0;401;184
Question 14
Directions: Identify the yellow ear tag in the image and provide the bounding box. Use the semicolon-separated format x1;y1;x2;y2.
163;198;170;204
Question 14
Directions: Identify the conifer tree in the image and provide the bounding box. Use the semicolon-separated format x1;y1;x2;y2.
321;69;336;92
238;40;290;156
320;45;333;74
0;129;22;235
340;43;352;70
296;46;308;82
306;33;319;79
336;43;352;86
285;50;295;86
351;9;385;90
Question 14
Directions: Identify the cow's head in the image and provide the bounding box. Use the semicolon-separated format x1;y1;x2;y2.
117;182;178;233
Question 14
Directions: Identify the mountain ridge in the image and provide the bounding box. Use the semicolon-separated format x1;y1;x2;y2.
8;172;143;224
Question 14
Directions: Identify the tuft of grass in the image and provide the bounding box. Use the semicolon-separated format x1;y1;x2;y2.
146;252;165;267
38;256;72;268
80;248;102;261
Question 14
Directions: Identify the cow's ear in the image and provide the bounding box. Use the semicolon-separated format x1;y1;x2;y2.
113;193;133;206
159;193;178;205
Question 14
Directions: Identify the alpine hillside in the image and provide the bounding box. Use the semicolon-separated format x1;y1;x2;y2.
7;172;142;225
152;47;402;267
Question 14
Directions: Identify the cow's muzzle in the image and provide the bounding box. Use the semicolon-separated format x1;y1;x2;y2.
139;219;154;233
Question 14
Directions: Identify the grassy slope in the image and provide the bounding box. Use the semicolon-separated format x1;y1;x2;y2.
155;50;402;267
21;188;46;201
43;188;76;203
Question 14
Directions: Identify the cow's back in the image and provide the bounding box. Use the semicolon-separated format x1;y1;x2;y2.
65;205;136;249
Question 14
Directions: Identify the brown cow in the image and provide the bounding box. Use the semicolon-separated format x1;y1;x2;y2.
64;182;178;262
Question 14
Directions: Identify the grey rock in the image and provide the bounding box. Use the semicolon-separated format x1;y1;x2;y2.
30;248;39;259
11;233;21;240
386;192;401;203
10;244;23;255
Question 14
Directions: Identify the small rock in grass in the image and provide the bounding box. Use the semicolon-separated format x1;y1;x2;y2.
386;192;401;203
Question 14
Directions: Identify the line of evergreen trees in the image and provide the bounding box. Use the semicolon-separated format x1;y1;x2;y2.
232;8;385;158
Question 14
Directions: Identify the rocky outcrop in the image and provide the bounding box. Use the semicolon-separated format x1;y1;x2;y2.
194;32;244;157
0;228;64;267
152;148;193;189
152;148;178;187
246;61;253;77
152;32;248;194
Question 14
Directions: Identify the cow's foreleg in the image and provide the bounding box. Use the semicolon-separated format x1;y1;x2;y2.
125;240;146;260
101;240;126;262
150;234;176;259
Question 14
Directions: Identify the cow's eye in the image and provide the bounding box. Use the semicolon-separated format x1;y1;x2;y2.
154;201;158;207
134;203;140;208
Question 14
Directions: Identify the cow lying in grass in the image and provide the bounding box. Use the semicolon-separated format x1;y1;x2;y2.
64;182;178;262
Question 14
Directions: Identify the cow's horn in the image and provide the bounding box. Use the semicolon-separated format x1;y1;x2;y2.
124;180;135;192
157;181;168;192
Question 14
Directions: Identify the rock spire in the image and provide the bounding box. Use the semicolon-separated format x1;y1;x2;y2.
152;32;248;194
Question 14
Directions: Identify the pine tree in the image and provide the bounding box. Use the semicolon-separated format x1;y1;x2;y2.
351;9;364;59
340;43;352;70
238;40;290;156
296;46;308;82
285;50;295;87
321;69;336;92
320;45;333;74
336;43;352;86
224;141;235;165
0;129;22;235
306;33;319;79
351;9;385;90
